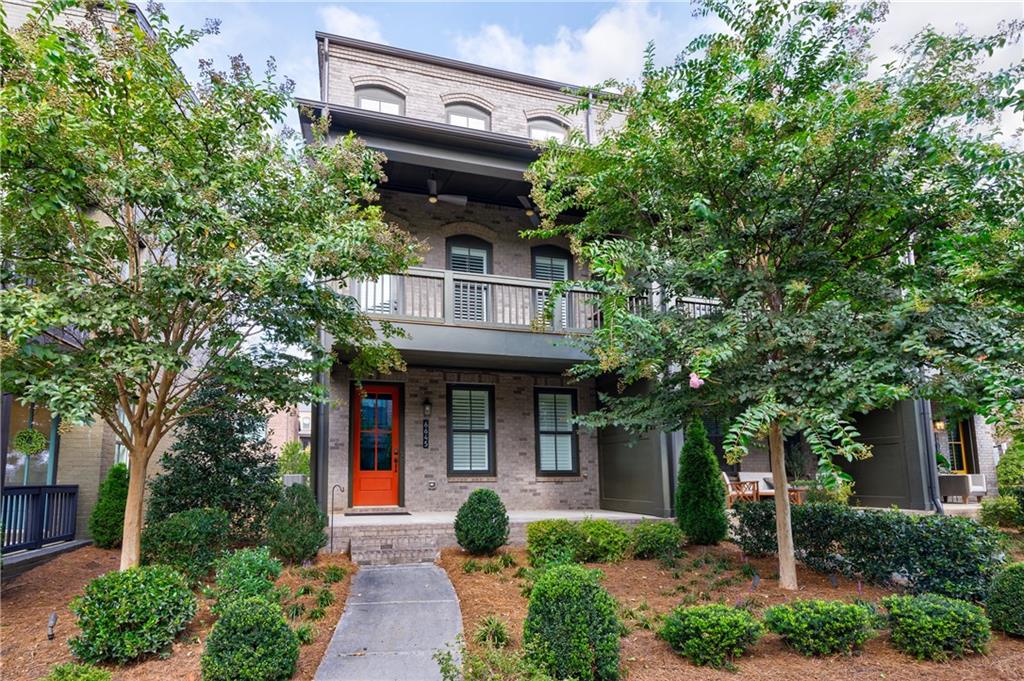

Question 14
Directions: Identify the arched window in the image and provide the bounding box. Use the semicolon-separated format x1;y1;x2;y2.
355;85;405;116
531;245;573;281
446;235;492;274
527;117;568;142
446;102;490;131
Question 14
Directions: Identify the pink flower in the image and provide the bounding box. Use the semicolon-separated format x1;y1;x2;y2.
689;372;705;389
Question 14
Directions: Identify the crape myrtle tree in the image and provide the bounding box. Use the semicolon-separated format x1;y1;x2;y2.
527;0;1024;588
0;1;419;568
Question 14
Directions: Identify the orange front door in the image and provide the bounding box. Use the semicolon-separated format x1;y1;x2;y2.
352;385;400;507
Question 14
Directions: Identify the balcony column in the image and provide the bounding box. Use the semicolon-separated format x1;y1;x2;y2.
443;270;455;324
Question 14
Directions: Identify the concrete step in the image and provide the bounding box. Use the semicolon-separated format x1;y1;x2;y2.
349;535;441;565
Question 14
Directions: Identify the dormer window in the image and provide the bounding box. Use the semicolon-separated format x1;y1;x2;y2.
528;117;568;142
446;103;490;131
355;85;404;116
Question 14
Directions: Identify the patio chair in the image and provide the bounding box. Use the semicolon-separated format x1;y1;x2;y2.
967;474;987;503
938;473;971;503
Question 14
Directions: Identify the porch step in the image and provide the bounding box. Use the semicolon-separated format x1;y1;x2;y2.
348;532;443;565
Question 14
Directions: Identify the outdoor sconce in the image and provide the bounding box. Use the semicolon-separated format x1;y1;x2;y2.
422;399;432;418
47;612;57;640
933;420;946;432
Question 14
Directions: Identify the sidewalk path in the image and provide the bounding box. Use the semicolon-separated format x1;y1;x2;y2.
314;563;462;681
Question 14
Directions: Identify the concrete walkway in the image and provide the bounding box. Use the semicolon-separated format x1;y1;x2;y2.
314;563;462;681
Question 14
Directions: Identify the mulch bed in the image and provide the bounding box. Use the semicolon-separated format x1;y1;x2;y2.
439;543;1024;681
0;546;355;681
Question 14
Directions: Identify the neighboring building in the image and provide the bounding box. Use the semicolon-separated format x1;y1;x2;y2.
267;403;312;453
297;33;1002;518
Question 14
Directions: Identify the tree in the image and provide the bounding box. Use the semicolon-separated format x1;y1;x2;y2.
0;1;418;568
527;0;1024;588
278;440;310;478
146;382;281;544
675;419;728;544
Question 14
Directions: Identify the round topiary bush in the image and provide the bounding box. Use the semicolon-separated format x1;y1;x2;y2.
454;488;510;555
140;507;230;582
631;520;684;560
43;663;111;681
659;603;763;669
200;597;299;681
88;463;128;549
764;599;875;656
987;562;1024;636
267;484;327;564
69;565;196;664
523;563;621;681
882;594;991;660
577;519;632;563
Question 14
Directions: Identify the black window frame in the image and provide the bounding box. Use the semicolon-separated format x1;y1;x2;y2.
446;234;493;273
447;384;496;477
531;245;573;280
534;387;579;477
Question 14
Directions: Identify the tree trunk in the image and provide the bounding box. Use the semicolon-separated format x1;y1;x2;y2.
768;420;798;590
119;448;148;570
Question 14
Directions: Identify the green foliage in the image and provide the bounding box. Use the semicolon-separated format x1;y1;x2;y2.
986;562;1024;636
279;440;311;477
980;495;1021;528
577;519;632;562
631;521;684;561
474;615;511;648
454;489;510;555
88;464;128;549
732;501;1002;600
69;565;196;664
996;440;1024;494
883;594;991;660
307;606;326;621
659;604;763;669
435;637;556;681
523;564;621;681
322;565;347;584
675;420;728;545
267;484;326;564
146;383;282;544
526;519;583;567
43;663;111;681
496;553;517;569
462;559;481;574
316;588;335;608
211;547;283;614
12;427;47;455
201;597;299;681
764;600;875;656
141;507;230;582
294;623;317;646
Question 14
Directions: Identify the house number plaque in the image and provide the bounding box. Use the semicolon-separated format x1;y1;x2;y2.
422;418;429;448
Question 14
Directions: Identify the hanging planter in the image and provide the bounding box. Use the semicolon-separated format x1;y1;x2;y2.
13;427;48;456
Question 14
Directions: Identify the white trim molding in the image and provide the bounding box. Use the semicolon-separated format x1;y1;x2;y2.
523;108;572;127
350;74;410;96
440;92;495;113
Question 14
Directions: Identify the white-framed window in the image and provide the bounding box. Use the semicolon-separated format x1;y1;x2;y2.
446;103;490;131
528;117;568;142
355;86;404;116
113;407;130;468
448;385;494;475
535;389;578;475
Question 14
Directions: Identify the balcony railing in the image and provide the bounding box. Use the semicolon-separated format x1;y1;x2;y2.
1;485;79;553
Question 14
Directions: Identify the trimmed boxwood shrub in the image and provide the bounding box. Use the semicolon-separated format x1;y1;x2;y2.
454;489;510;555
69;565;196;664
141;507;230;582
883;594;990;660
200;597;299;681
43;663;111;681
211;547;283;614
980;495;1021;528
523;563;621;681
987;562;1024;636
659;604;762;669
267;484;326;564
577;519;632;563
764;600;875;656
526;519;584;566
674;419;728;545
88;464;128;549
631;520;684;560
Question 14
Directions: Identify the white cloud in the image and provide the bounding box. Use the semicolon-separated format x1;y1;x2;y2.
319;4;386;44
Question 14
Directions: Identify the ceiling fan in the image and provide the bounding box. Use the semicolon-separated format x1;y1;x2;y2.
518;195;540;226
427;177;467;207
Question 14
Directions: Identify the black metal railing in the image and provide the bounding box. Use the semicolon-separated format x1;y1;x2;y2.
1;485;79;553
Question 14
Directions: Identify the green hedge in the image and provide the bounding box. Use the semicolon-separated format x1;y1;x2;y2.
731;501;1002;601
883;594;990;660
659;604;762;669
454;489;509;555
631;520;684;560
576;519;631;563
980;495;1021;528
526;519;584;566
140;507;230;582
211;547;283;614
764;600;875;656
201;597;299;681
42;663;111;681
987;562;1024;636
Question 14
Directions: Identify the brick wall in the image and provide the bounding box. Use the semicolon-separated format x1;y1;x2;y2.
973;415;998;496
326;366;600;513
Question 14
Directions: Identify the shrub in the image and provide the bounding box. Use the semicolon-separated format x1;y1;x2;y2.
294;623;317;645
267;484;327;564
764;600;875;656
322;565;347;583
146;383;282;544
88;464;128;549
279;440;311;477
201;597;299;681
883;594;991;660
454;489;510;555
435;638;556;681
211;547;283;614
526;519;583;566
474;615;511;648
980;495;1021;528
577;519;632;562
523;563;621;681
674;419;728;545
987;562;1024;636
659;604;763;669
43;663;111;681
631;520;684;560
730;500;778;557
996;439;1024;493
69;565;196;664
141;507;230;581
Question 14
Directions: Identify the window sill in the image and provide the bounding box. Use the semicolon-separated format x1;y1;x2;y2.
535;475;584;482
447;476;498;483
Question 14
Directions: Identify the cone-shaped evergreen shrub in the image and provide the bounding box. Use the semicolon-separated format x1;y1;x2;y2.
267;484;326;564
675;419;727;544
88;463;128;548
454;488;510;555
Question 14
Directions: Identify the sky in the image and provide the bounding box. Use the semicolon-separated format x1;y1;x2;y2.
157;1;1024;135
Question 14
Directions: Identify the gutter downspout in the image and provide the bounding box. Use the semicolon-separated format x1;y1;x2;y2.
310;329;331;514
917;399;944;515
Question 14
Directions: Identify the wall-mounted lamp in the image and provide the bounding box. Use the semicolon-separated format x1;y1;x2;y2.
422;398;432;418
933;420;946;432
